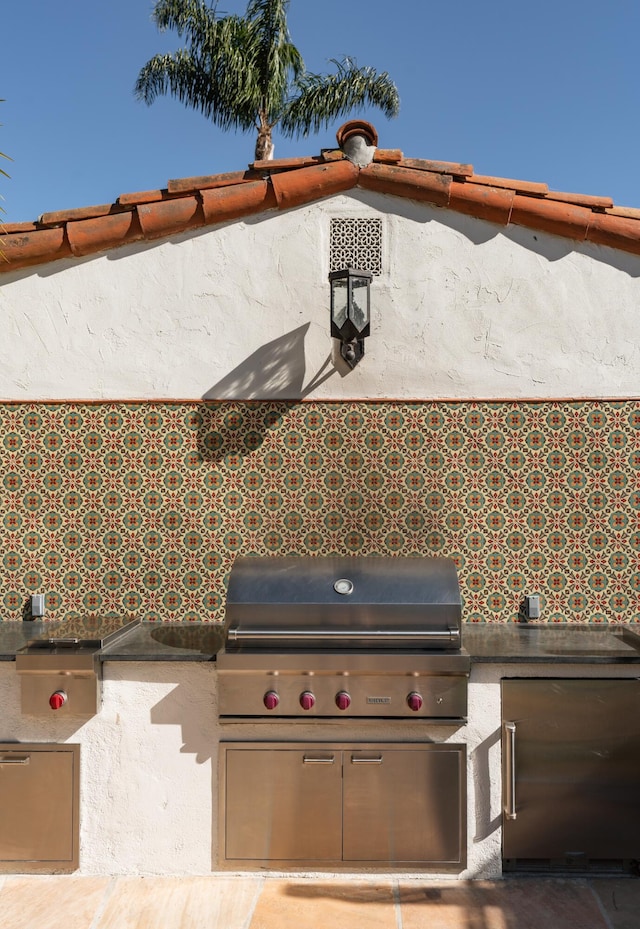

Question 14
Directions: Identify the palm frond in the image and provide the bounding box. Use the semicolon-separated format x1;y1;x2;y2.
135;11;263;131
280;58;400;137
135;47;256;131
151;0;218;42
246;0;303;118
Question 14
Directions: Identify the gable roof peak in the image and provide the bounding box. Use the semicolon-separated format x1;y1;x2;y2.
336;120;378;168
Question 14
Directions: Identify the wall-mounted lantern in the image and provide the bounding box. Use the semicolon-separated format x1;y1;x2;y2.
329;267;373;369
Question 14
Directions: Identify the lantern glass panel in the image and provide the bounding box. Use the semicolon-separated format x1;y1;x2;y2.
331;277;349;330
350;277;370;332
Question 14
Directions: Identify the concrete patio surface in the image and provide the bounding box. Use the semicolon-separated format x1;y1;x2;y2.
0;874;638;929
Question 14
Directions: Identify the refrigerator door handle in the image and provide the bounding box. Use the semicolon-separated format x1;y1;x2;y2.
504;721;517;821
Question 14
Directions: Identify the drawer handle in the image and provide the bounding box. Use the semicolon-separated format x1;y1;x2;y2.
0;755;31;765
302;755;335;764
504;721;517;820
351;755;383;764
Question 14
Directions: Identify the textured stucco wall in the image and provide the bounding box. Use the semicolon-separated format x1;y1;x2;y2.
0;662;216;875
2;192;640;401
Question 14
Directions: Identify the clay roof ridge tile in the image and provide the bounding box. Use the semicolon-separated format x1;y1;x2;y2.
249;155;323;171
544;190;614;211
118;189;167;206
38;202;132;226
167;170;261;195
605;205;640;221
400;158;473;177
467;173;549;197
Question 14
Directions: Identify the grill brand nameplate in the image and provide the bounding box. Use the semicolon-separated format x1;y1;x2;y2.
367;696;392;704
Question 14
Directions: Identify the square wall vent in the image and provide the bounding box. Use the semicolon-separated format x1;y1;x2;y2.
329;218;383;276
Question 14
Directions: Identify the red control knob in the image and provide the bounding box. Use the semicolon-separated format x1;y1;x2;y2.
263;691;279;710
300;691;316;711
335;691;351;711
49;690;68;711
407;691;423;712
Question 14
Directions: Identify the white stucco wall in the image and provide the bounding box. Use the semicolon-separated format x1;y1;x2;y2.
0;662;217;875
2;191;639;401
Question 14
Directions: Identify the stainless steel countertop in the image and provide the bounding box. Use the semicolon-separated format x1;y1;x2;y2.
1;621;640;663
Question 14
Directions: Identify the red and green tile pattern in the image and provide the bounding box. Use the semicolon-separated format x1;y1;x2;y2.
1;400;639;624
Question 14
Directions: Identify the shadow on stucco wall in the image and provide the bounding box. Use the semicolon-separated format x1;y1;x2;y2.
197;322;337;464
202;324;313;401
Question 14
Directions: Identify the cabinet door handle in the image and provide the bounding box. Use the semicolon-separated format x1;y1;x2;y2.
0;755;31;765
350;755;383;764
302;755;335;764
504;721;517;821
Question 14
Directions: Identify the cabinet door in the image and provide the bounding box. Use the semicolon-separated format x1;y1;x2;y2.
0;744;79;869
343;745;466;866
224;747;342;862
502;679;640;862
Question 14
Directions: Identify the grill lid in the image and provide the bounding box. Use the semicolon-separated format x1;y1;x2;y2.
224;555;462;650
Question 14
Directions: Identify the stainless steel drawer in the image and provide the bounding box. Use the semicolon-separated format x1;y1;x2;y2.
0;743;80;872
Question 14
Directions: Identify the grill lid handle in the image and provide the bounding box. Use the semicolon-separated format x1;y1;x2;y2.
226;626;461;647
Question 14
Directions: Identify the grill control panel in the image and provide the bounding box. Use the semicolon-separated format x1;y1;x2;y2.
219;670;468;719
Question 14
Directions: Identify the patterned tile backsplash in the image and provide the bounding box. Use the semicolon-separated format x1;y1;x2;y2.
1;400;639;624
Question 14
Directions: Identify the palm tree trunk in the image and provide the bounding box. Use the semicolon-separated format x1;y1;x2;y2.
255;113;274;161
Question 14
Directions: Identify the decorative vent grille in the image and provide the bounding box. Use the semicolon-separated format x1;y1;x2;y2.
329;218;383;276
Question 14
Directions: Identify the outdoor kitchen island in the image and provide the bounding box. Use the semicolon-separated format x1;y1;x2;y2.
1;620;639;879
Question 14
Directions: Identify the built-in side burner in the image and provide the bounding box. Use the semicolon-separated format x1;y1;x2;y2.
16;616;140;716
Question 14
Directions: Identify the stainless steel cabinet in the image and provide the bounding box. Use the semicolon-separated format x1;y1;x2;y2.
224;747;343;861
221;741;466;868
0;743;80;872
502;679;640;870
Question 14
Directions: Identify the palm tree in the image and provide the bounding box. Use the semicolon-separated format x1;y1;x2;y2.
135;0;399;161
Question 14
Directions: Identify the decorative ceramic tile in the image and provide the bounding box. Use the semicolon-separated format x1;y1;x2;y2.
0;401;639;624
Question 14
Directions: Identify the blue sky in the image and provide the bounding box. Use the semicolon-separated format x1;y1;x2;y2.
2;0;639;224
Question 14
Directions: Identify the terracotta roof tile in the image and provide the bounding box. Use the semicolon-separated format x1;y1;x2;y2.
2;120;640;273
0;226;71;269
66;211;143;258
320;149;346;163
359;163;451;207
545;190;613;210
117;189;167;206
587;212;640;255
271;160;358;210
510;195;591;241
201;178;277;223
137;195;203;239
606;205;640;220
168;170;259;194
399;158;473;177
373;149;403;164
249;155;322;171
39;203;125;226
449;180;514;226
0;221;38;234
469;174;549;196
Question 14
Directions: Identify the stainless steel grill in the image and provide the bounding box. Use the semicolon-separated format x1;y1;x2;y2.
217;555;470;720
217;555;469;870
